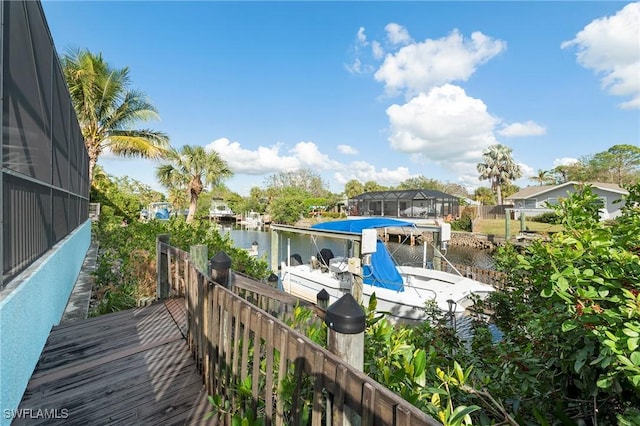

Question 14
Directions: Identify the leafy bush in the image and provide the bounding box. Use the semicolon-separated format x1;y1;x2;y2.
451;207;475;232
320;211;345;219
267;187;308;224
91;215;271;316
529;211;559;223
482;184;640;423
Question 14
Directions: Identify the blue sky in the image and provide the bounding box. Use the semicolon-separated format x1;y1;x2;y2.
41;1;640;196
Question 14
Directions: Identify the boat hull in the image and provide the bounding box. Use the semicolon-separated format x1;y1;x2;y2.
280;260;494;325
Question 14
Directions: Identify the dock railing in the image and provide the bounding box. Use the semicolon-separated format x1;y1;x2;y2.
157;238;440;426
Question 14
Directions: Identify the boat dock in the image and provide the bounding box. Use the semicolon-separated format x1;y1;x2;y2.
14;300;209;425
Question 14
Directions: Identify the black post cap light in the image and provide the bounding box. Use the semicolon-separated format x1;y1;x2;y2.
317;289;330;304
325;293;365;334
209;251;232;270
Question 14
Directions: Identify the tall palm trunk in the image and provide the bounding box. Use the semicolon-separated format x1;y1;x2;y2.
186;177;203;223
87;140;101;187
187;191;198;223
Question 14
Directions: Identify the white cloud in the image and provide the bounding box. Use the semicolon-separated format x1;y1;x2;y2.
334;162;417;187
385;23;412;45
518;162;535;180
386;84;499;169
457;172;484;191
346;27;375;74
498;121;547;137
371;40;384;60
357;26;367;44
338;144;358;155
207;138;298;174
207;138;343;176
374;29;506;97
345;58;363;74
561;2;640;109
290;141;343;170
553;157;579;167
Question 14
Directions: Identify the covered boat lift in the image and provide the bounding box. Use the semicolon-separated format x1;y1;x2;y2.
270;218;450;273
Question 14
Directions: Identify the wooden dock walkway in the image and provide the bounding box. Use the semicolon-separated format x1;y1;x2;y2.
14;299;210;425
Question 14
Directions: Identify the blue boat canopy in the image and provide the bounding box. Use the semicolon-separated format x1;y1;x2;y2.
311;218;415;233
312;219;408;292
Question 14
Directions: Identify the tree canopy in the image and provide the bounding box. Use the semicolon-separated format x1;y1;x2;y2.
61;48;169;184
263;169;340;224
156;145;232;222
477;144;522;205
549;144;640;186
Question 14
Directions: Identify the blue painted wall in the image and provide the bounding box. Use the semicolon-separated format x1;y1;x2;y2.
0;220;91;425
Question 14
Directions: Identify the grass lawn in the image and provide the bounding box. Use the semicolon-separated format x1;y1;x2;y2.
474;218;564;238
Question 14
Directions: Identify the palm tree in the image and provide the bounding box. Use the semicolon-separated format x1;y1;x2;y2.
61;48;169;185
156;145;232;222
477;144;522;205
531;169;550;186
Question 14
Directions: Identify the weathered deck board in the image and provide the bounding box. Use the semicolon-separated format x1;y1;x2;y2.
14;300;210;425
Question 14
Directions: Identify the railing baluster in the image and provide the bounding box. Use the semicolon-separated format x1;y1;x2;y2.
311;350;324;426
231;297;242;414
291;338;305;426
332;364;347;425
276;328;288;426
251;311;263;415
362;383;376;426
241;303;251;382
265;319;275;426
212;283;222;397
223;290;233;404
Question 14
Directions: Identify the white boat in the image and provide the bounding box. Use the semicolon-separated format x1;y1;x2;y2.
274;218;495;326
209;199;235;220
239;211;263;228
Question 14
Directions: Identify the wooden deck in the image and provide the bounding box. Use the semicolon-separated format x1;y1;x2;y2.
14;299;211;425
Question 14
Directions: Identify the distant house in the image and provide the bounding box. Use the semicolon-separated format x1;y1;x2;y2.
505;181;629;219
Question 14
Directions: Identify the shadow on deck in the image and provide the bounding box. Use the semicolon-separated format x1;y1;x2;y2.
14;299;210;425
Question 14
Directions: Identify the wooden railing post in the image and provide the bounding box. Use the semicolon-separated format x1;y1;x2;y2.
156;234;170;299
325;293;366;426
209;251;232;288
190;244;208;274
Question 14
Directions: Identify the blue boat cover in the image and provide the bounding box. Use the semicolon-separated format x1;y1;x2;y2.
311;218;410;291
155;208;170;220
363;240;404;292
311;218;414;233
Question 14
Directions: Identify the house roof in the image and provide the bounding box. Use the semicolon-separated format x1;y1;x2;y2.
506;181;629;200
351;189;459;201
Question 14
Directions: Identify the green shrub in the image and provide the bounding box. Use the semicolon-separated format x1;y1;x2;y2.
529;211;559;223
91;215;271;316
451;208;475;232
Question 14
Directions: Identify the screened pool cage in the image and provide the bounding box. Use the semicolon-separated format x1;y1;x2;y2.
347;190;460;219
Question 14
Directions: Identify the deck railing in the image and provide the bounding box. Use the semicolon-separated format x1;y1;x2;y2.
157;240;440;426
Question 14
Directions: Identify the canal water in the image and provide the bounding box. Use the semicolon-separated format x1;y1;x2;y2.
220;225;495;271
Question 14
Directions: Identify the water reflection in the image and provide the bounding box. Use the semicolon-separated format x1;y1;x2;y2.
220;225;495;271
